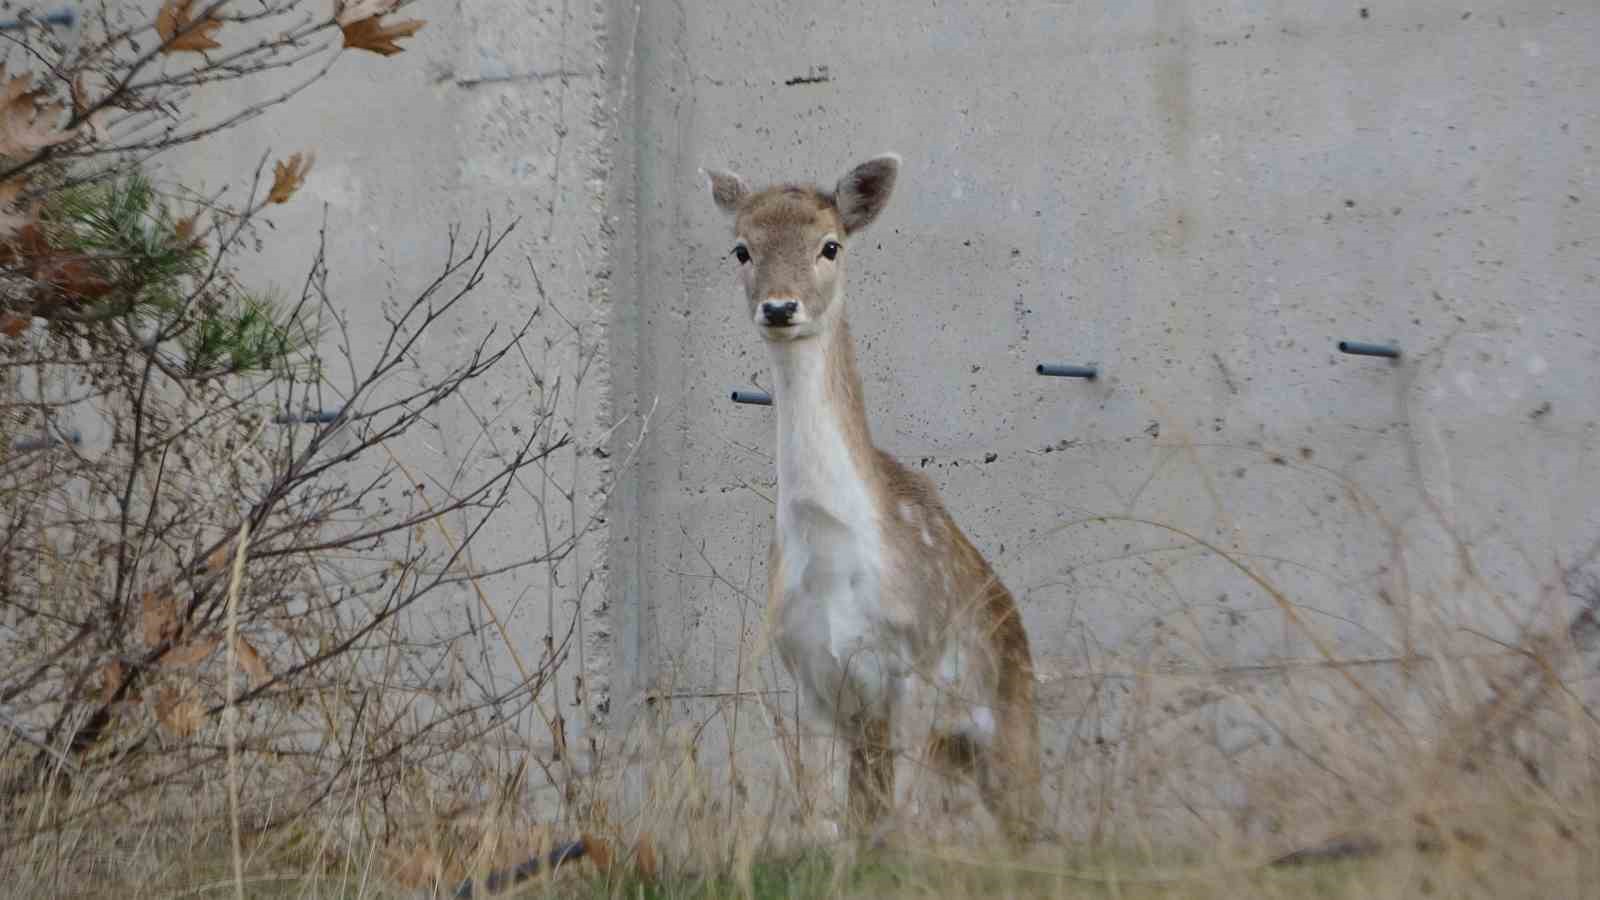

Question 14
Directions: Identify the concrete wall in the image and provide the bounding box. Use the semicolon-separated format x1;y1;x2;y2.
606;0;1600;818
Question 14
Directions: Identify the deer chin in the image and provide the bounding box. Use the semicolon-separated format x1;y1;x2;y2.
758;320;818;343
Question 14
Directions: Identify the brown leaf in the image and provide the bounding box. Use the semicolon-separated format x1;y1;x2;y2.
156;0;224;54
173;212;205;249
69;76;89;113
0;68;74;159
99;660;137;704
268;152;313;204
335;0;398;27
140;590;181;647
37;255;114;300
0;314;27;337
70;76;111;145
0;222;48;271
0;178;32;240
0;214;30;246
0;101;71;157
236;637;271;683
166;634;221;669
154;686;204;737
0;210;113;304
551;713;567;761
582;833;611;868
632;835;659;881
3;73;29;105
205;542;231;573
340;15;424;56
387;843;446;889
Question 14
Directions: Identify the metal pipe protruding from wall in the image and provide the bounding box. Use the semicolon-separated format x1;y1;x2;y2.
11;430;83;453
451;838;589;898
730;390;773;406
272;408;343;425
0;8;76;30
1337;341;1401;359
1036;363;1098;380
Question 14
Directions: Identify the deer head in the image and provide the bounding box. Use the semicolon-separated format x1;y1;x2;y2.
706;154;899;342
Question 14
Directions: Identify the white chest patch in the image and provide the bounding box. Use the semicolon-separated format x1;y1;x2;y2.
768;341;908;721
774;449;908;720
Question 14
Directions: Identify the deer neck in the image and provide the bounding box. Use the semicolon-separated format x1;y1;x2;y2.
768;313;879;521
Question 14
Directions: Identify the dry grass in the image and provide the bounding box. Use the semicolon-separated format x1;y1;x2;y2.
11;779;1595;900
10;570;1595;900
7;360;1599;899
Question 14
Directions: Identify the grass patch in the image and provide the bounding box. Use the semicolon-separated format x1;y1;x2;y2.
530;822;1591;900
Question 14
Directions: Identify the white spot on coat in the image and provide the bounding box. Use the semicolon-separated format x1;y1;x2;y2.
970;706;996;739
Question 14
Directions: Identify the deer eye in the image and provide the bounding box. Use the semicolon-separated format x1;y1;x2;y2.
820;240;840;261
732;245;751;264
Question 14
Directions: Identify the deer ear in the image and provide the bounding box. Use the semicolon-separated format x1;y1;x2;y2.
704;168;748;215
834;153;899;234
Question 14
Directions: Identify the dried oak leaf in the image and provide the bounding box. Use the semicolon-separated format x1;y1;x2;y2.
268;152;313;204
0;216;113;303
0;179;33;240
156;0;224;54
236;637;271;683
633;836;660;881
98;660;140;704
582;834;612;868
166;634;221;669
0;314;26;337
335;0;399;27
0;221;49;270
340;14;424;56
387;843;446;890
174;212;203;247
551;713;568;761
70;76;111;145
140;590;182;647
204;541;231;573
154;686;204;737
0;69;74;158
3;72;28;104
36;254;114;301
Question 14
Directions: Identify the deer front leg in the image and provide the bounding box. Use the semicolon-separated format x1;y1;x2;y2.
925;712;1042;845
975;706;1044;845
846;714;894;835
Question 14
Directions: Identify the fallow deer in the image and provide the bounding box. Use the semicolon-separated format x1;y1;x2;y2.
705;154;1043;843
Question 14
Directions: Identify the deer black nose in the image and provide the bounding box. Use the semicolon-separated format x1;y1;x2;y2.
761;300;799;326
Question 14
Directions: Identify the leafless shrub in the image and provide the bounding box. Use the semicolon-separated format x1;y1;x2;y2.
0;4;642;895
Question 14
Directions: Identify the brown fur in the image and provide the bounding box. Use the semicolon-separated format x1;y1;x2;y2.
872;448;1043;842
